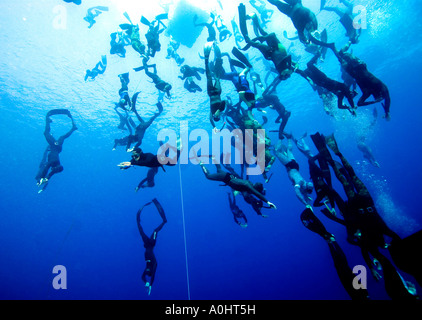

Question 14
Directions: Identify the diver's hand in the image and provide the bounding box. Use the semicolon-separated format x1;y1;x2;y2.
267;201;277;209
118;162;132;170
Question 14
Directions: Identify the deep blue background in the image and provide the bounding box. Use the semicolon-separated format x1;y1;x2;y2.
0;0;421;300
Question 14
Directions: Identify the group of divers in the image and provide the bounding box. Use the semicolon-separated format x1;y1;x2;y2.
39;0;421;299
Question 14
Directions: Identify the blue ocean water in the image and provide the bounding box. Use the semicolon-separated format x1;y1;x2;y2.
0;0;421;300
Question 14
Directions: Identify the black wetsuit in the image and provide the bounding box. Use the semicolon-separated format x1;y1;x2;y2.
110;32;130;58
137;199;167;287
35;109;77;187
268;0;318;44
137;167;159;190
340;53;390;117
228;192;248;226
202;164;269;203
131;153;165;169
297;55;355;112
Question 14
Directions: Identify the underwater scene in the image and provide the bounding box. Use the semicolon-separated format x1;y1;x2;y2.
1;0;422;300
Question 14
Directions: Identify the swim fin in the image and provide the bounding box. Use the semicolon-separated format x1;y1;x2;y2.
133;66;145;72
141;16;151;26
123;12;133;25
119;72;130;84
155;13;168;21
300;207;333;241
229;58;246;70
389;230;422;287
251;13;267;37
320;29;328;60
101;55;107;65
311;132;334;163
152;198;167;223
238;3;249;39
119;23;132;30
204;42;214;59
132;91;141;110
94;6;109;12
232;47;252;68
47;109;71;117
325;134;340;155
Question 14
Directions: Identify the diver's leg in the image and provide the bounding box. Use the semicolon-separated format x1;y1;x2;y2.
46;164;64;180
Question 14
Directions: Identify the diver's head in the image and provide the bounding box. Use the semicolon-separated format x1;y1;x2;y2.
132;147;143;160
120;98;126;105
213;108;222;122
304;181;314;194
280;69;293;80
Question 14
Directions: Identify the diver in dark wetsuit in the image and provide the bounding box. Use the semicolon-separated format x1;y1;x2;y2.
204;42;227;128
84;6;108;28
141;14;168;58
84;55;107;81
238;4;295;81
120;23;147;58
166;36;185;66
134;63;172;99
326;44;391;119
199;161;277;209
110;31;131;58
267;0;319;45
179;65;205;93
35;109;78;193
342;53;391;120
113;94;163;151
116;72;133;110
118;140;181;171
295;52;357;115
228;192;248;227
136;198;167;295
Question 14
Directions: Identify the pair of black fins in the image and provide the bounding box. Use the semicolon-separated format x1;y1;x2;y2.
137;198;167;224
118;73;163;114
120;13;168;31
131;91;163;114
46;109;73;117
